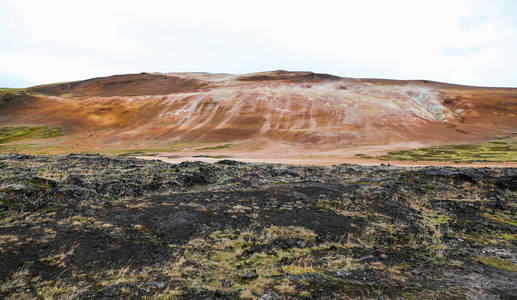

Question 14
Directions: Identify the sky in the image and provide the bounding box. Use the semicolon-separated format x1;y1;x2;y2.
0;0;516;88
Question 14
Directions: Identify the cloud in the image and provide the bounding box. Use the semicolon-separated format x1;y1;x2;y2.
438;42;493;57
0;0;516;87
460;16;487;30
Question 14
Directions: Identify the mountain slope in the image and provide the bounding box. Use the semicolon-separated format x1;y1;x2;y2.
0;71;516;158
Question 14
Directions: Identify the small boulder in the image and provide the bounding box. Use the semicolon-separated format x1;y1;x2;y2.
179;173;210;186
64;175;84;187
259;291;282;300
241;270;258;280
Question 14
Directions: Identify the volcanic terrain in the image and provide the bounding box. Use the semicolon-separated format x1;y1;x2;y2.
1;71;516;165
0;154;516;299
0;72;516;299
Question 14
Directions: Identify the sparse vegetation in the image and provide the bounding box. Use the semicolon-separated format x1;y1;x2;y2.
474;256;517;272
106;142;204;156
0;88;24;94
0;126;64;145
115;150;160;157
195;143;234;151
0;88;26;107
378;141;517;162
0;154;515;298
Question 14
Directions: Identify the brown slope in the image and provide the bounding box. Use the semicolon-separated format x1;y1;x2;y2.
0;71;516;158
27;72;209;97
237;70;341;82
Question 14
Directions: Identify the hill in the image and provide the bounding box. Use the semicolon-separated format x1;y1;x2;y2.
0;71;516;163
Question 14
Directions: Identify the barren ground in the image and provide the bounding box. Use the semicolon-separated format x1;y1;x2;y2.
0;154;516;299
1;71;516;299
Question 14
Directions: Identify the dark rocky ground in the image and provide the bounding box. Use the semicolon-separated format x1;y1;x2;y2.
0;154;516;299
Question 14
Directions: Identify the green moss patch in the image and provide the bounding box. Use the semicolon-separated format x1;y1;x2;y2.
0;126;64;144
378;141;517;162
481;211;517;227
474;256;517;272
0;88;24;94
115;150;159;157
0;88;27;106
195;143;234;151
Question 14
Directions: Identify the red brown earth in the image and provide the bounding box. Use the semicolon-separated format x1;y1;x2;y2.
1;71;516;165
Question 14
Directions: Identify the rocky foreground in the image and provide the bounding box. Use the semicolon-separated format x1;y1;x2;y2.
0;154;516;299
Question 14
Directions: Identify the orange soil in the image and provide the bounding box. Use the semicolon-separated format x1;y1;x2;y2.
1;71;516;165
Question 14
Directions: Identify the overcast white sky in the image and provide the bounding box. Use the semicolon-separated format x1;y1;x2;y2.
1;0;516;87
